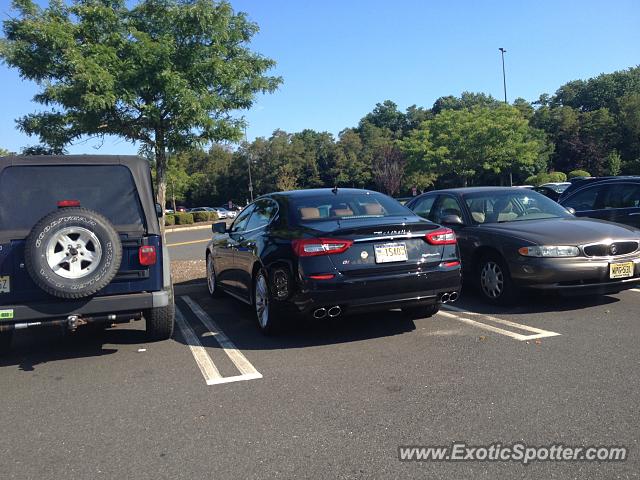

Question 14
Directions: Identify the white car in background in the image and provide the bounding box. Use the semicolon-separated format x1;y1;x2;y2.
218;208;237;218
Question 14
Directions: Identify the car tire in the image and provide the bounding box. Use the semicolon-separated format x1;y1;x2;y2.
477;253;518;305
24;207;122;299
253;269;282;335
0;331;12;355
145;287;175;341
206;253;223;298
402;304;440;319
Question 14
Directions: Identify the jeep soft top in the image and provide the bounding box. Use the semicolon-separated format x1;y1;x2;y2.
0;155;174;352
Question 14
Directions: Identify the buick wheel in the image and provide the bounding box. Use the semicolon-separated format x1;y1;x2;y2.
477;253;517;305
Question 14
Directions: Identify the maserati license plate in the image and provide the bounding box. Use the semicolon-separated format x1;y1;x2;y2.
374;242;408;263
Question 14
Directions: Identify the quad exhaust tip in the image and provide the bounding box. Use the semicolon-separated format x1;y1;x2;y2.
439;291;460;304
313;306;342;319
313;307;327;319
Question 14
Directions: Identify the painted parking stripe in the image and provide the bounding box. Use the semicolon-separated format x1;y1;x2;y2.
438;306;561;341
631;288;640;293
175;306;223;384
182;295;263;382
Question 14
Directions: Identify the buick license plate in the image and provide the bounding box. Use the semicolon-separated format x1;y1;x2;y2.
374;242;408;264
609;262;634;279
0;276;9;294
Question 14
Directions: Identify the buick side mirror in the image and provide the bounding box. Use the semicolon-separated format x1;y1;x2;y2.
440;214;464;226
212;222;228;234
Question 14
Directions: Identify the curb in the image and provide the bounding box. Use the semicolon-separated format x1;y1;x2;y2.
165;223;213;233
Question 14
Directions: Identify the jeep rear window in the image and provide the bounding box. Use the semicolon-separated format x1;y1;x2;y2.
0;165;145;232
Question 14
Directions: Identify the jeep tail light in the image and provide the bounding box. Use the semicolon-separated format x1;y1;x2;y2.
139;246;157;266
425;228;457;245
57;200;81;208
292;238;353;257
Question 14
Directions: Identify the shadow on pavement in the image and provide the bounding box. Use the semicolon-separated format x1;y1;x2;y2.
454;285;622;316
0;322;151;371
175;289;419;352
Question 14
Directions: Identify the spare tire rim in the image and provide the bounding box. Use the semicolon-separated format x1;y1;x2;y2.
46;226;103;279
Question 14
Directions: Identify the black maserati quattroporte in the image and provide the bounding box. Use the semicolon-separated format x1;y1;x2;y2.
206;188;462;333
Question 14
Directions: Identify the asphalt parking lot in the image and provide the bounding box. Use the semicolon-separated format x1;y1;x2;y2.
1;261;639;479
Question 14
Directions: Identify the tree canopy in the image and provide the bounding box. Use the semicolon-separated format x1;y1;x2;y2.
1;0;281;219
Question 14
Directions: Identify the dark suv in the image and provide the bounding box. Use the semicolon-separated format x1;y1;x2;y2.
0;155;175;353
559;177;640;229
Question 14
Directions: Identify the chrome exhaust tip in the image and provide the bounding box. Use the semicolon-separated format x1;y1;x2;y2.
327;306;342;318
440;292;450;303
449;291;459;302
313;308;327;319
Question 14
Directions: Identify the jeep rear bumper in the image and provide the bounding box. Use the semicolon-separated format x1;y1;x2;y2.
0;290;168;325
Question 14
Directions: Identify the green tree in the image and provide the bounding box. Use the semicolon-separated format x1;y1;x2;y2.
402;105;549;187
606;150;622;176
1;0;281;224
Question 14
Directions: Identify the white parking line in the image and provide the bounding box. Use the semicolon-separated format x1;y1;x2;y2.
175;306;223;384
631;288;640;293
439;305;561;341
182;295;263;384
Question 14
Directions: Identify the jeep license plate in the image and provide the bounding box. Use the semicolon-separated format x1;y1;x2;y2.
0;276;9;294
609;262;634;279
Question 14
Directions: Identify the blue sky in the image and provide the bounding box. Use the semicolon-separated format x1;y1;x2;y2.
0;0;638;154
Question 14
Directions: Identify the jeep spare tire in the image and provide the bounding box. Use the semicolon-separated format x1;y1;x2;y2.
25;207;122;299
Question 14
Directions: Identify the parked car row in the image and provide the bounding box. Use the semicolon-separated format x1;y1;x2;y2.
2;153;640;351
205;183;640;332
188;206;237;219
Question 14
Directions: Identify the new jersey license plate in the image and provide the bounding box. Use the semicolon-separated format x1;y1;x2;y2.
609;262;634;279
374;242;408;263
0;276;9;294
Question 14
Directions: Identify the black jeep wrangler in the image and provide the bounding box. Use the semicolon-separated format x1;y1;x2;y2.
0;155;175;352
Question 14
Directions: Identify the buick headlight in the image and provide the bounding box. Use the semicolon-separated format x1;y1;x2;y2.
518;245;579;257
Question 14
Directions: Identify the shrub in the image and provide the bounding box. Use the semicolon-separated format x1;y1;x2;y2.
524;173;550;186
165;214;175;226
568;169;591;179
208;211;219;221
192;211;210;223
174;212;194;225
547;171;567;183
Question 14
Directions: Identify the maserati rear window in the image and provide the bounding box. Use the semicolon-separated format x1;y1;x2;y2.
291;192;409;222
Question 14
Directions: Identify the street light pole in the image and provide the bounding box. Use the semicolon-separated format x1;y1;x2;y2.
499;47;512;186
499;47;507;103
244;127;254;203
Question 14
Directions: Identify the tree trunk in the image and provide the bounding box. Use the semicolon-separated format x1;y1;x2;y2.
155;127;167;235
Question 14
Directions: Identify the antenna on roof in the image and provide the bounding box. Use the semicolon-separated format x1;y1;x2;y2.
332;185;339;195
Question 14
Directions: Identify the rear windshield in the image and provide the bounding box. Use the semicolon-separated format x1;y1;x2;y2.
290;191;409;222
0;165;145;232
